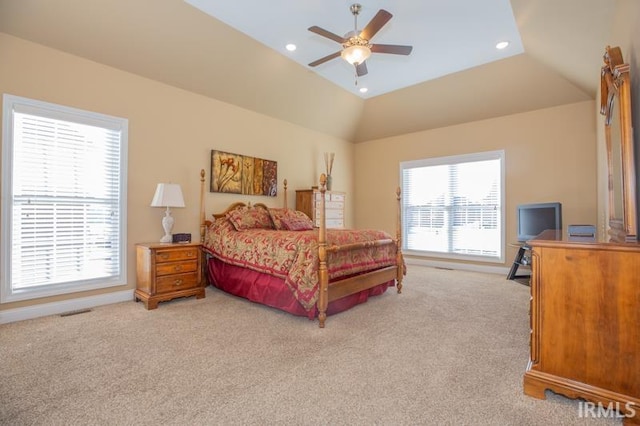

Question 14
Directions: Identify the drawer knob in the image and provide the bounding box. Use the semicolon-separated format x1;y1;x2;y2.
174;265;183;272
174;279;183;286
187;251;194;256
160;254;169;260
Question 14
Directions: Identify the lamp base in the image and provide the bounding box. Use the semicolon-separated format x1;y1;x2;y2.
160;208;175;243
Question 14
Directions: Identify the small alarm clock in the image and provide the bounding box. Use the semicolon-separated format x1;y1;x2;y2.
172;233;192;244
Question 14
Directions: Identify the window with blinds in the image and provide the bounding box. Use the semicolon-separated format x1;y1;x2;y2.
400;150;504;262
1;95;128;303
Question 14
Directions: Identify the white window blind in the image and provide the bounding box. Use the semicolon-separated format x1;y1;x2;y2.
1;95;128;302
400;151;504;262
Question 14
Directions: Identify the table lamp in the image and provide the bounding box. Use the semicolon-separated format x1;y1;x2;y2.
150;183;185;243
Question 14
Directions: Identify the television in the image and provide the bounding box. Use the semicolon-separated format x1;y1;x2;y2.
517;202;562;242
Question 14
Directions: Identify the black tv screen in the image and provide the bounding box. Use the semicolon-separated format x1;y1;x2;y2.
517;202;562;242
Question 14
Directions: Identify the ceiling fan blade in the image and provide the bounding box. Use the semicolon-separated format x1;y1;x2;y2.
308;26;345;44
355;61;368;77
308;51;342;67
359;9;392;41
371;44;413;55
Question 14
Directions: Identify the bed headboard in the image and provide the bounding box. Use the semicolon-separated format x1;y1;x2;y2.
210;202;269;220
199;169;288;243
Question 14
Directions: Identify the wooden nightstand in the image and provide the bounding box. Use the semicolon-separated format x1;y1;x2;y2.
135;242;205;309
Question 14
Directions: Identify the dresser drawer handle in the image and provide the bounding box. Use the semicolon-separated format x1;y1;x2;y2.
174;265;183;272
159;254;169;260
174;279;183;286
186;251;194;257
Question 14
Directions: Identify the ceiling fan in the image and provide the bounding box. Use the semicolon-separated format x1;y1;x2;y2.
307;3;413;77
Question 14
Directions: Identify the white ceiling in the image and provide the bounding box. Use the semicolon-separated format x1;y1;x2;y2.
185;0;524;99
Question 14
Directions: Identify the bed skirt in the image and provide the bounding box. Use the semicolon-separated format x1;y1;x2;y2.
206;256;393;320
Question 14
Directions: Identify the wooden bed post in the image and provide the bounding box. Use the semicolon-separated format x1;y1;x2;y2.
283;179;288;209
396;186;404;293
200;169;206;244
317;173;329;328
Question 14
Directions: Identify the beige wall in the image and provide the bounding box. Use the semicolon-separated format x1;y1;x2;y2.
354;101;598;267
0;33;355;310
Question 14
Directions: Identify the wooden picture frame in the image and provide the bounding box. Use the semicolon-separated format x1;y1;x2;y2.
600;46;637;242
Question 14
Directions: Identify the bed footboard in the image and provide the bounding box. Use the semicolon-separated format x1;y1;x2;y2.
316;173;404;328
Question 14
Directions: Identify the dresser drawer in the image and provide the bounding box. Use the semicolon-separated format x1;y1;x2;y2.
156;260;198;276
315;218;345;228
314;191;345;202
325;209;344;219
155;248;198;263
329;193;345;202
326;218;344;228
315;200;344;210
156;272;199;293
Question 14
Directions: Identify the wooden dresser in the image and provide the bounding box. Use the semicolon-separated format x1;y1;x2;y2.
135;242;205;309
295;189;345;229
524;230;640;424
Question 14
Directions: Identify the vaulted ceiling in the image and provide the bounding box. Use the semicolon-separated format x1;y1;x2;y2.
0;0;615;142
184;0;526;98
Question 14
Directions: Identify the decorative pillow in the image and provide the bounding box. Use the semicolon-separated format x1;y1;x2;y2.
269;208;314;230
288;210;311;221
281;215;314;231
267;208;289;230
226;206;274;231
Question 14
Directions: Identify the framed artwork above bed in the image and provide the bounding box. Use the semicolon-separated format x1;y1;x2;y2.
210;150;277;196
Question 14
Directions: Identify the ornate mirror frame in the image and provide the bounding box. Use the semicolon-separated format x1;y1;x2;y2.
600;45;637;242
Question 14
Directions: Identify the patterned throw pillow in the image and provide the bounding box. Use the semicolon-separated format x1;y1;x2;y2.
288;209;313;224
268;208;314;230
281;215;314;231
267;208;289;230
226;207;274;231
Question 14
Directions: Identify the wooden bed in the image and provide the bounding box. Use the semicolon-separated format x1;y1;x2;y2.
198;169;405;327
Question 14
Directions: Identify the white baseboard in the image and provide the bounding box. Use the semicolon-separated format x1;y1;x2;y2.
405;257;511;276
0;290;134;324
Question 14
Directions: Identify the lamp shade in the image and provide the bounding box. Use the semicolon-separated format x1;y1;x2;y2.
150;183;185;208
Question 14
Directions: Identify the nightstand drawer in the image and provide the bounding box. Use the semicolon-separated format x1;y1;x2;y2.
156;272;199;293
155;248;198;263
156;260;198;276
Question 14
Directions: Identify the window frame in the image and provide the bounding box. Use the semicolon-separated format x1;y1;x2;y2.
1;94;128;303
400;150;505;263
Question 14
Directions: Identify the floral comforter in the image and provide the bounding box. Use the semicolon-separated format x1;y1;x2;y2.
203;219;398;310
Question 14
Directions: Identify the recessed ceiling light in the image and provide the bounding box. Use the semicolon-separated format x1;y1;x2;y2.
496;41;510;50
285;44;296;52
359;87;368;93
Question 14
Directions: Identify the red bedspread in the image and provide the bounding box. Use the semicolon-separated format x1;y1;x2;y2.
202;219;397;311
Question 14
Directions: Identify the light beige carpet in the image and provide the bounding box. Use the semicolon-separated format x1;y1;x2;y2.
0;266;621;425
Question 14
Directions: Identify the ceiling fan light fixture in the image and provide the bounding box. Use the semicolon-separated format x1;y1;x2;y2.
307;5;411;78
341;36;372;65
